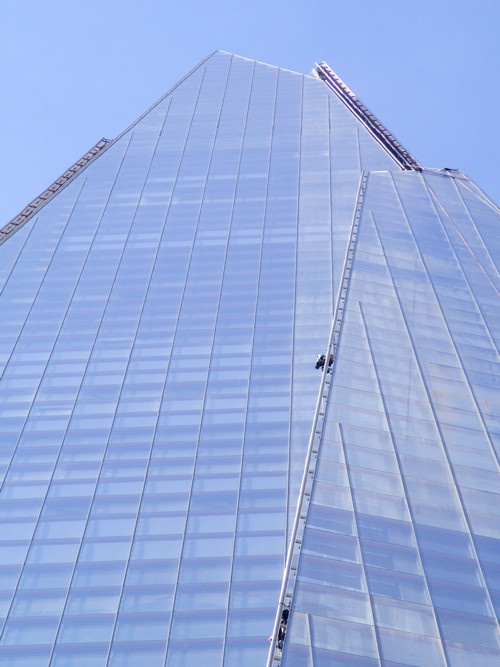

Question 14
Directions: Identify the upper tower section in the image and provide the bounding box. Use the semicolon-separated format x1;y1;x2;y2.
1;51;409;244
315;61;423;171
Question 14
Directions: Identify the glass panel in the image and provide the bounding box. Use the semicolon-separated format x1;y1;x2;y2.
1;52;499;667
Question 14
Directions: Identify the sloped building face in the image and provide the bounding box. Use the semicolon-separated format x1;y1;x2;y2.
280;170;500;666
0;52;498;667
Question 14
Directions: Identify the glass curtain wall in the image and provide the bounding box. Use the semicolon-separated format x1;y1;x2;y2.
0;52;400;666
282;170;500;666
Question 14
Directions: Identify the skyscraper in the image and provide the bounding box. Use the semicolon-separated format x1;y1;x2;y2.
0;51;498;667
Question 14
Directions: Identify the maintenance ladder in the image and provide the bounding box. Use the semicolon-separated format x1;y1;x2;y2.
316;61;422;173
0;139;110;246
266;172;367;666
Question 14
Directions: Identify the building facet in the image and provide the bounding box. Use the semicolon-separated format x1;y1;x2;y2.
0;52;499;667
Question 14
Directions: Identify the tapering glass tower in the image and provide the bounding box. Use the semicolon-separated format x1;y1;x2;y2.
0;52;498;667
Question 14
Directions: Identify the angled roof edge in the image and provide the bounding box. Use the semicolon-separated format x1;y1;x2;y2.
0;139;110;246
0;52;222;245
422;168;500;213
2;53;429;247
109;50;222;147
316;61;423;172
455;170;500;213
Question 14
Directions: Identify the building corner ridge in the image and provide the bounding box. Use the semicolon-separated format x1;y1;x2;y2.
0;138;111;247
316;61;423;172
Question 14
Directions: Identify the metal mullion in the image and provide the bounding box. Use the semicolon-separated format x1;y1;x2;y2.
266;172;366;666
0;178;87;463
355;126;362;173
315;62;421;172
0;140;109;246
0;187;87;636
286;71;304;548
0;178;88;492
422;177;500;299
44;119;171;663
370;200;500;642
0;211;44;488
448;175;500;276
109;52;219;150
93;67;215;663
0;134;134;644
0;211;40;295
357;303;449;666
413;175;500;468
159;56;238;666
456;173;500;216
102;63;220;665
220;60;276;666
93;88;215;664
337;420;383;667
327;94;335;367
423;177;499;357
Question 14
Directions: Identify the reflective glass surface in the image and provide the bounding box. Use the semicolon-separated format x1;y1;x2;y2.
3;52;498;666
283;170;500;665
0;52;401;666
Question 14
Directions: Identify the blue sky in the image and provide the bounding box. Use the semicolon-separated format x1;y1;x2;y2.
1;0;499;223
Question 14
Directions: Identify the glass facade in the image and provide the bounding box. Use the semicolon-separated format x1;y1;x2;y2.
282;169;500;666
0;51;498;666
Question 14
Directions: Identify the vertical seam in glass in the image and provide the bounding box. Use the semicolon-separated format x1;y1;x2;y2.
219;57;269;666
0;206;46;489
327;95;335;327
356;301;450;666
0;177;89;495
455;172;500;215
158;57;237;666
43;119;171;664
0;213;40;292
424;175;500;354
304;613;313;661
267;171;367;667
0;184;86;635
337;420;383;666
95;64;212;666
416;174;500;468
0;140;109;245
286;71;305;549
0;132;134;646
0;174;87;418
424;177;500;297
355;126;362;173
108;51;223;150
371;184;500;631
450;178;498;273
315;62;421;172
85;92;200;664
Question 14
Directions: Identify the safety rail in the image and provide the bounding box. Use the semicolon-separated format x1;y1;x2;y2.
266;172;368;666
316;62;422;172
0;138;110;246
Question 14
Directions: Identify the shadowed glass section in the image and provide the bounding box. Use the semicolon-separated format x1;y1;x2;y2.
0;52;402;666
282;170;500;666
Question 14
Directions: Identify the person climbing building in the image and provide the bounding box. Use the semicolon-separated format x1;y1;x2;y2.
315;352;333;370
269;607;290;651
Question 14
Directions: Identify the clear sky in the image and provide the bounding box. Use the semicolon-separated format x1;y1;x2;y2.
1;0;499;224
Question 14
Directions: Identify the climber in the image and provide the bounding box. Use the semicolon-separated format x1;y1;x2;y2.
315;353;333;370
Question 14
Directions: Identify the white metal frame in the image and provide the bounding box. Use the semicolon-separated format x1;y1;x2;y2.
266;172;368;666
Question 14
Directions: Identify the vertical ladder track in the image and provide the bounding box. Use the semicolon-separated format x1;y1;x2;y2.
265;172;368;666
0;139;110;246
316;62;422;172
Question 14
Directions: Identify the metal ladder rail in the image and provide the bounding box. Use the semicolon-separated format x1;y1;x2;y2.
0;139;110;246
265;172;368;666
315;62;422;172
